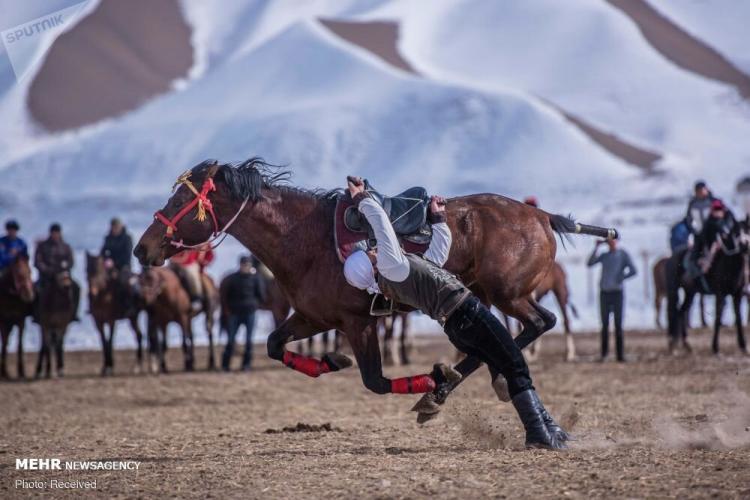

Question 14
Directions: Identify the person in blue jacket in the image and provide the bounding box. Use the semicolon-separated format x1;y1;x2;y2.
0;219;29;277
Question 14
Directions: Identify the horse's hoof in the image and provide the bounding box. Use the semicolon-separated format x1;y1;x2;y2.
322;352;353;371
416;411;440;424
434;363;462;385
411;392;441;414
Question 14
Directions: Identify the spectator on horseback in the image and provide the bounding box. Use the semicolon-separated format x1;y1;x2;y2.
220;255;267;372
686;181;717;234
343;176;567;450
587;238;637;362
696;199;737;273
34;223;80;320
101;218;133;271
101;217;137;315
0;220;28;278
170;243;214;312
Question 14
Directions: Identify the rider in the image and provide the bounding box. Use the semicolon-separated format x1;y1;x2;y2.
101;218;133;271
100;217;136;314
342;176;567;450
170;242;214;311
0;219;28;278
697;199;737;273
34;223;80;319
685;181;722;278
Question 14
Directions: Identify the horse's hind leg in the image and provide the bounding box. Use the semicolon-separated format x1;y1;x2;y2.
733;294;747;354
712;295;726;355
106;321;116;375
17;323;26;379
182;320;194;372
35;328;46;379
0;325;9;379
129;316;143;374
399;313;411;365
53;329;65;377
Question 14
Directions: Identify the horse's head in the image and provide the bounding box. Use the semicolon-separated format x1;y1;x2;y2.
134;157;285;267
138;268;165;305
86;251;108;297
11;254;34;303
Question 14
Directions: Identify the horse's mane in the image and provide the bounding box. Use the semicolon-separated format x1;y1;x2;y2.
190;157;340;203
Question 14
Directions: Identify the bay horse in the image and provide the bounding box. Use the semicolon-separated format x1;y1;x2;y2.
85;252;144;376
668;219;749;354
523;261;578;362
134;159;615;420
35;266;78;378
0;255;35;379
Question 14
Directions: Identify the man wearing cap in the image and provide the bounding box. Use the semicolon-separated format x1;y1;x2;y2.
686;181;717;235
219;255;267;372
0;220;28;277
34;223;80;319
342;176;568;450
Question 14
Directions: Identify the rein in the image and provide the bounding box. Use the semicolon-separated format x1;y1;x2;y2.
154;170;249;250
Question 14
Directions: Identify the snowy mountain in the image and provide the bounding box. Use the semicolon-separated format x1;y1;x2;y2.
1;0;749;352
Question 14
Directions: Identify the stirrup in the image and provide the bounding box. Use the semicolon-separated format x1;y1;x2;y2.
369;294;394;316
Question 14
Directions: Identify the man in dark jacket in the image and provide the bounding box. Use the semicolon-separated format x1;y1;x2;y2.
0;219;28;277
34;223;80;319
101;218;133;271
220;255;267;372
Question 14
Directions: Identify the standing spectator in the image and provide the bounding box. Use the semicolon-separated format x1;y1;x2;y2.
0;219;28;277
587;238;637;362
220;255;267;372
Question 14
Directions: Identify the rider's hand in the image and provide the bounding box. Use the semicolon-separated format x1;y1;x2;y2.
347;176;365;198
430;195;446;214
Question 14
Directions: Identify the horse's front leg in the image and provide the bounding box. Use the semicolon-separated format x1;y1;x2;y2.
346;319;459;396
0;325;9;379
128;315;143;374
267;312;352;377
732;294;747;354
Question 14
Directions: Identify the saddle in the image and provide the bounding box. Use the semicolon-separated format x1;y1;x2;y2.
334;180;433;263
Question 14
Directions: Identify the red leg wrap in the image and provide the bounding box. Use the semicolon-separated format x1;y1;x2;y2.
282;351;331;378
390;374;436;394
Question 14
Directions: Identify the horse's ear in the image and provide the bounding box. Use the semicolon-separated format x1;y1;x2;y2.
207;161;220;179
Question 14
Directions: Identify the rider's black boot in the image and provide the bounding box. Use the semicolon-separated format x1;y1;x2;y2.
512;389;566;450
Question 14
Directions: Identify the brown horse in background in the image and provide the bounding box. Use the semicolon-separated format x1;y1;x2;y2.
35;266;78;378
134;159;615;421
86;253;144;376
524;261;578;362
0;255;35;379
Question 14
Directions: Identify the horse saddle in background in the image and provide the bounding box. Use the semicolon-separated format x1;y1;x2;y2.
334;180;433;263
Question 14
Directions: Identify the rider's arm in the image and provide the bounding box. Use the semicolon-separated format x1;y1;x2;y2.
356;195;410;282
423;218;451;267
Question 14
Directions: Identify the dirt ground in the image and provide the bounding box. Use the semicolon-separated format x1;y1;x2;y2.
1;329;749;499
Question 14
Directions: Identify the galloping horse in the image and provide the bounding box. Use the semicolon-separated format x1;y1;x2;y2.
36;265;78;378
86;253;144;376
134;159;615;420
0;255;35;379
668;219;749;354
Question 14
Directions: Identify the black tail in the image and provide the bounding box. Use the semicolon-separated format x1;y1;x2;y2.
548;213;619;240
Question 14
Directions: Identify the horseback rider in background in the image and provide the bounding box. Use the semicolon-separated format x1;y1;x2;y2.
34;223;80;320
685;181;723;279
100;217;137;315
0;220;28;279
696;199;737;274
170;243;214;311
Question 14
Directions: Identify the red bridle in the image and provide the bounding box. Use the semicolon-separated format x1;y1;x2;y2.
153;170;250;250
154;171;219;247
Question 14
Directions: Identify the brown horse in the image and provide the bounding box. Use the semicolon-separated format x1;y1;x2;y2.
85;253;144;376
134;159;614;419
524;261;578;362
0;255;35;379
35;267;78;378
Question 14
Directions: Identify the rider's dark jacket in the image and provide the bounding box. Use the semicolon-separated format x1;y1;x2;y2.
701;210;737;250
34;237;74;281
101;229;133;270
686;194;718;234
